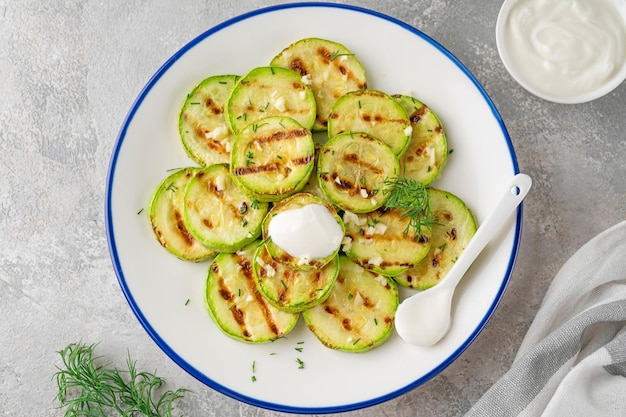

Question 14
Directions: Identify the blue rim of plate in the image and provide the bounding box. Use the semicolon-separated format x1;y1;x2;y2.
105;2;522;414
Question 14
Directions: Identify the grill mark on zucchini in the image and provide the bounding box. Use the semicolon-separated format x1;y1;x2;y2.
233;154;314;176
173;210;195;246
341;152;384;174
256;126;309;144
219;255;282;339
408;105;428;124
323;172;375;198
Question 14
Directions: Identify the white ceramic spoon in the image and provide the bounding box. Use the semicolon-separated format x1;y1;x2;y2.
395;173;532;346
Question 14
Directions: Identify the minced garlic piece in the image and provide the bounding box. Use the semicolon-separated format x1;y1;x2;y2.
343;211;366;226
205;124;229;140
274;96;286;112
214;175;225;192
374;274;388;286
341;236;353;252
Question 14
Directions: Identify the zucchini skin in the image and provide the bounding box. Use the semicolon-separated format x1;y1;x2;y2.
179;74;240;167
261;192;344;270
393;188;477;289
230;116;315;202
342;208;432;277
253;243;339;313
393;94;448;185
317;132;399;213
302;256;398;352
148;167;216;262
270;37;367;131
183;164;269;253
327;89;411;156
205;242;299;343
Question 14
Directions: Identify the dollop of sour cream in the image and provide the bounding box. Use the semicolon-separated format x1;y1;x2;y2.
267;204;343;259
501;0;626;100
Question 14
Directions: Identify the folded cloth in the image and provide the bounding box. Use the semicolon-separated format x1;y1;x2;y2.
465;221;626;417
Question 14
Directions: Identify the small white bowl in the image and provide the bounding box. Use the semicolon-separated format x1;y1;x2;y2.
496;0;626;104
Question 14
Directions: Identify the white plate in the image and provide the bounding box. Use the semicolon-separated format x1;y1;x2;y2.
106;3;522;413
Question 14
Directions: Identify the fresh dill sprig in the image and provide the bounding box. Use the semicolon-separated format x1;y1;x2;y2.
382;177;437;237
53;342;189;417
330;50;355;61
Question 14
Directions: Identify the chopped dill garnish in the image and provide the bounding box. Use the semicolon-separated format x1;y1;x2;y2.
330;50;355;61
382;177;438;237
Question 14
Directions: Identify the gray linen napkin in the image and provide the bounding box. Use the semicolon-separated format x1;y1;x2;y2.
465;220;626;416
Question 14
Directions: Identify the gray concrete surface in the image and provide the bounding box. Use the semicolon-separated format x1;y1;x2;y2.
1;0;624;416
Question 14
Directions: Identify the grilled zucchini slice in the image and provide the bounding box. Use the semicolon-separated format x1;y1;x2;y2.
183;164;269;252
270;37;367;131
302;256;398;352
148;167;216;261
230;116;315;202
205;242;299;343
179;74;239;166
261;192;344;270
393;94;447;185
342;208;431;276
253;243;339;313
394;189;477;289
317;132;399;213
224;66;316;134
327;89;411;156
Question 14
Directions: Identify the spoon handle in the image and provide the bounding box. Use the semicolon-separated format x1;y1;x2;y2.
444;173;532;290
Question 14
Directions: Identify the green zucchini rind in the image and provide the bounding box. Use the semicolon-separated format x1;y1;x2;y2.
261;192;344;270
317;132;399;213
393;94;448;185
205;242;299;343
342;208;431;277
179;74;240;167
393;188;477;289
299;143;332;203
302;256;398;352
327;89;411;156
224;66;317;134
230;116;315;202
183;164;269;253
148;167;216;262
270;37;367;131
253;243;339;313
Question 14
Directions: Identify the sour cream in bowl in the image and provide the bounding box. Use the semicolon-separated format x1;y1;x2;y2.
496;0;626;103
